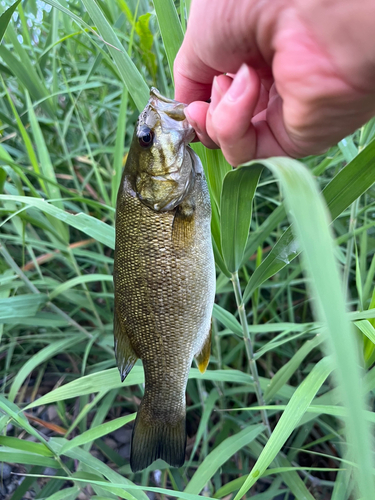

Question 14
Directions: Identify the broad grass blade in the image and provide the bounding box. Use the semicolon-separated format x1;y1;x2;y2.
220;165;263;272
0;0;21;42
112;88;128;207
3;23;55;117
243;139;375;302
49;274;113;300
25;367;257;409
234;156;375;500
0;448;60;468
0;294;47;322
49;439;148;500
42;487;81;500
0;436;53;456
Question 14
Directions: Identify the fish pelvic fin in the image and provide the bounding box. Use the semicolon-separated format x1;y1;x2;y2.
114;310;137;382
130;404;186;472
196;322;212;374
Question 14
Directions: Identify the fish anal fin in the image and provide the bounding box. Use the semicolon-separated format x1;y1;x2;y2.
172;199;195;251
196;323;212;374
114;310;137;382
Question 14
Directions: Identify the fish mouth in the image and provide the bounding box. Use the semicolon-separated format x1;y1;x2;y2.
146;88;195;144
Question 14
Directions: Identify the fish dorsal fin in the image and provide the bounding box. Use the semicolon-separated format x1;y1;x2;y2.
195;323;212;373
114;310;138;382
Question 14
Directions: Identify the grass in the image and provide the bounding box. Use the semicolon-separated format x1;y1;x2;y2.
1;0;375;499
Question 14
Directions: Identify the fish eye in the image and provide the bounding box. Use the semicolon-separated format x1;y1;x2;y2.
138;127;154;148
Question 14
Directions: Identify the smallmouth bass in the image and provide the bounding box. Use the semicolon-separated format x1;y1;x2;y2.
114;88;215;472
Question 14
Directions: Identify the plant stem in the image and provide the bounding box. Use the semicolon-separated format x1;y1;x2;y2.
343;197;360;299
231;271;271;436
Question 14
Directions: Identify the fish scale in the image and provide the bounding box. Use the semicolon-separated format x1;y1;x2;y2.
114;89;215;472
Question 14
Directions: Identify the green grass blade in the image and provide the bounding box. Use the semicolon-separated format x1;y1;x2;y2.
3;23;55;117
60;414;135;454
49;274;113;300
264;335;323;402
0;436;53;456
8;336;84;402
243;139;375;302
42;487;81;500
220;165;263;272
0;294;47;322
0;195;115;248
153;0;184;80
24;367;258;409
112;88;128;207
26;93;62;206
26;92;68;242
186;389;219;469
242;204;286;265
49;440;149;500
81;0;149;111
0;0;21;42
0;449;60;468
234;155;374;500
355;320;375;345
183;425;264;497
212;303;242;336
205;149;232;211
234;357;333;499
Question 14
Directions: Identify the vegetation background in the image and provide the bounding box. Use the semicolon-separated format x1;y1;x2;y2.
1;0;375;499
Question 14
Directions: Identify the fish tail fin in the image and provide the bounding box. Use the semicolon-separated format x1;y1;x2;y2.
130;403;186;472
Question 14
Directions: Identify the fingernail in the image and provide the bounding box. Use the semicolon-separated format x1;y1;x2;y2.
227;63;249;102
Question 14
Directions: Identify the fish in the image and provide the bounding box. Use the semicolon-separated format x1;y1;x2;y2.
113;88;216;472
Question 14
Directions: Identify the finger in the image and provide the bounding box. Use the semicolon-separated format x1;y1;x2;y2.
183;74;233;149
174;50;218;103
184;102;218;149
260;90;327;158
173;1;269;105
207;64;261;165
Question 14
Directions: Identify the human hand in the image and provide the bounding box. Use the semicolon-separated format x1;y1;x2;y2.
174;0;375;165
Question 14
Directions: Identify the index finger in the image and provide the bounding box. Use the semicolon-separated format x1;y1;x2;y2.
174;42;219;104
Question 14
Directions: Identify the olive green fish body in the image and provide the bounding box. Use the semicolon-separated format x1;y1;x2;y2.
114;89;215;471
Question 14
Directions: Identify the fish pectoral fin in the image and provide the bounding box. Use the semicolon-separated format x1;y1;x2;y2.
114;310;138;382
195;323;212;374
172;200;195;251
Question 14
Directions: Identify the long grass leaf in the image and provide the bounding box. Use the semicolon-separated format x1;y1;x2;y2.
234;156;374;500
243;139;375;302
81;0;149;111
0;195;115;248
153;0;184;79
220;165;263;272
60;414;135;454
9;336;84;402
234;357;333;498
183;425;264;497
0;0;21;42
